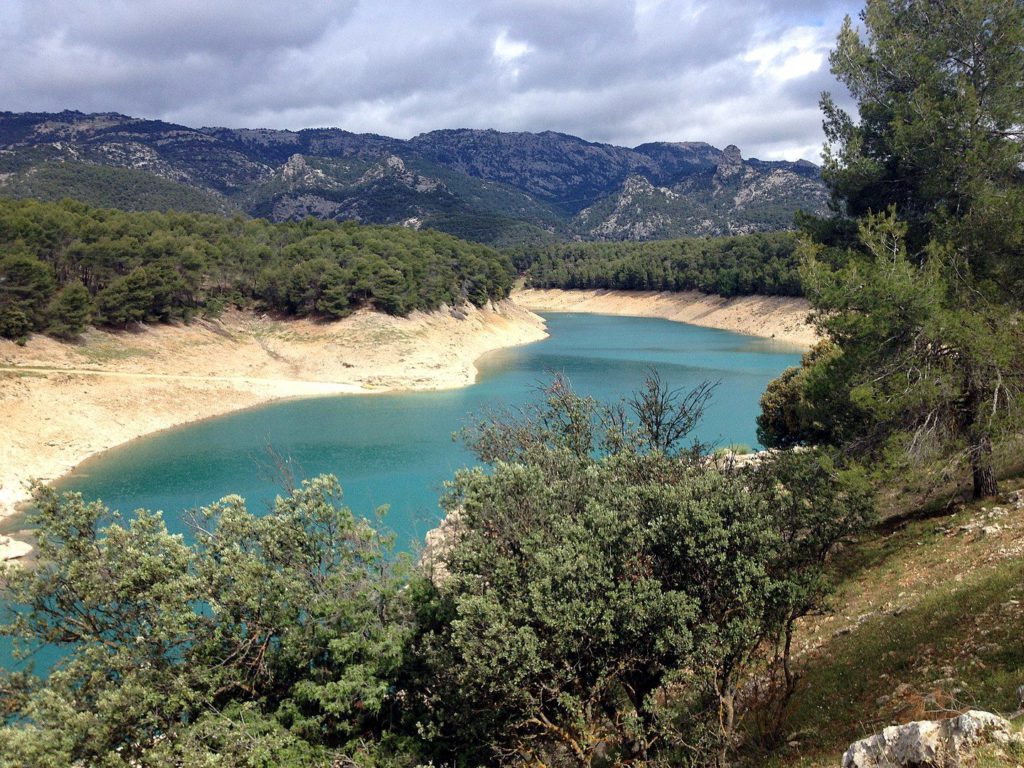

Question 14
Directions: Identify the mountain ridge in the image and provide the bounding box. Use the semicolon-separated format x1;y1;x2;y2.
0;110;829;247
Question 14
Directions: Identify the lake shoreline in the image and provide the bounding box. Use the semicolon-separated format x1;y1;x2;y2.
513;288;818;348
0;301;548;556
1;289;813;561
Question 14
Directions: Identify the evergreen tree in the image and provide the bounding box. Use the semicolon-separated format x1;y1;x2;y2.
0;254;55;338
94;267;154;326
769;0;1024;498
46;280;92;339
0;198;516;338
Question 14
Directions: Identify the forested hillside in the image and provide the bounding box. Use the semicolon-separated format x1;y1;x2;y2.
518;231;801;297
0;198;513;340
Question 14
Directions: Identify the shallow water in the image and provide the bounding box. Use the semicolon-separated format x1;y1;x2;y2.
52;313;802;549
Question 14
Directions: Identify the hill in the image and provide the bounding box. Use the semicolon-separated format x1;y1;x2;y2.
0;198;515;341
756;476;1024;767
0;111;829;247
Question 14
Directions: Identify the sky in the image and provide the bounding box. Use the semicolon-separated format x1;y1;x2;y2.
0;0;862;162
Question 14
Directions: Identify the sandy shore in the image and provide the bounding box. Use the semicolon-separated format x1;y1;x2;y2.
514;288;818;348
1;289;815;561
0;301;547;556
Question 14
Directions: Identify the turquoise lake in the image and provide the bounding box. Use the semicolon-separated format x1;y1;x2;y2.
50;313;802;550
3;313;801;672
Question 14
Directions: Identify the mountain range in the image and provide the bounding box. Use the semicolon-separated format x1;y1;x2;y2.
0;111;829;247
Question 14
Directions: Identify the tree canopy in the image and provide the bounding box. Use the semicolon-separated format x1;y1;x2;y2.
0;198;515;340
517;232;802;297
406;377;873;766
760;0;1024;498
0;477;409;767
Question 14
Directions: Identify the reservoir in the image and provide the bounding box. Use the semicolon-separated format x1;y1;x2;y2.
53;312;802;550
4;312;801;673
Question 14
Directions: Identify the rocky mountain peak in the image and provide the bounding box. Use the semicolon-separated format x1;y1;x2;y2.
358;154;442;193
715;144;745;180
281;154;312;181
275;154;334;190
621;174;657;196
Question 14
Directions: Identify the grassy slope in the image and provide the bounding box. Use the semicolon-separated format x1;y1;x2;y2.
759;476;1024;767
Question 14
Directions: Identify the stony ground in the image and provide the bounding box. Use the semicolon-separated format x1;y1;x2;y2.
762;479;1024;767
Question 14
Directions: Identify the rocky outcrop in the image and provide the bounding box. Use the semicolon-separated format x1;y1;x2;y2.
420;508;463;585
0;110;829;246
714;144;745;182
357;155;442;193
0;533;32;562
279;154;331;187
842;710;1023;768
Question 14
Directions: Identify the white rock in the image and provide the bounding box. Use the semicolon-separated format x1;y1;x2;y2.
842;710;1021;768
0;535;32;561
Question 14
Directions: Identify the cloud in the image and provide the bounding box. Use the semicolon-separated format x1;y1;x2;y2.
16;0;354;57
0;0;862;161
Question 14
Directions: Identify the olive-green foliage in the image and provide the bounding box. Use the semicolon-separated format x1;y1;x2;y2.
408;378;874;766
0;252;55;339
821;0;1024;296
518;231;801;297
0;380;874;767
811;214;1023;498
0;197;515;339
756;341;859;450
0;476;409;768
0;160;233;216
0;304;31;342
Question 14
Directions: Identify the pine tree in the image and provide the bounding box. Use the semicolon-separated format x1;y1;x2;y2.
795;0;1024;498
47;280;92;339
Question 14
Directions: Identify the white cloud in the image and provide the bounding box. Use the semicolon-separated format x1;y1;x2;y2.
744;27;829;82
0;0;862;161
492;29;532;64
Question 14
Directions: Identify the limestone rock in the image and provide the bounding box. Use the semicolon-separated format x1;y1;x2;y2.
842;710;1021;768
715;144;745;180
0;534;32;561
420;508;463;585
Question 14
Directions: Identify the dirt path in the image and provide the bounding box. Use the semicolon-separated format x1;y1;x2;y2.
0;365;367;392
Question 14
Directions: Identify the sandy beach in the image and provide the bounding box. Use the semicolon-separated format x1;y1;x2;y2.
0;301;547;555
513;288;818;348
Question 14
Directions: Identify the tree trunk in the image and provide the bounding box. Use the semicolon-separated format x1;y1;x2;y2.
717;687;735;768
961;367;999;500
971;433;999;499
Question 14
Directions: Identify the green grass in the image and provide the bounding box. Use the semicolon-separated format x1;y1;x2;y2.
787;560;1023;738
75;343;153;363
975;730;1024;768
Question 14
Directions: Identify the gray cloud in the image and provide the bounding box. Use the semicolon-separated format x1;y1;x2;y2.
0;0;863;161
